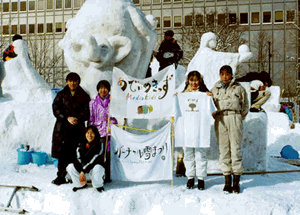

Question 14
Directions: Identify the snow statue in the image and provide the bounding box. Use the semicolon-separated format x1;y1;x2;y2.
59;0;158;98
187;32;253;90
0;39;54;156
1;40;52;102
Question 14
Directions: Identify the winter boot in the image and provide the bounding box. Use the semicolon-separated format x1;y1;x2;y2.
97;187;105;193
197;179;205;190
232;175;241;194
186;178;195;189
223;175;232;194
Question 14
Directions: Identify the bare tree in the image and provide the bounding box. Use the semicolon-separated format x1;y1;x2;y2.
26;35;64;88
250;30;272;73
181;11;247;68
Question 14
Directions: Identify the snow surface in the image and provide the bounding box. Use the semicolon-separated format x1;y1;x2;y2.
1;150;300;215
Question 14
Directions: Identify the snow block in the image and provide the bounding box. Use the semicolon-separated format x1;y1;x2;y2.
207;112;267;173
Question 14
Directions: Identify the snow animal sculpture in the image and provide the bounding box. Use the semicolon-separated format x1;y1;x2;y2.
1;40;52;102
187;32;253;90
59;0;157;98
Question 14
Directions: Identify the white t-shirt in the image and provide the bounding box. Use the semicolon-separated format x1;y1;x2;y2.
175;92;216;148
250;80;264;92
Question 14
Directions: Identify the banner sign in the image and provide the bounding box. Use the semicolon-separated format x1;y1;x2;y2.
175;92;216;148
111;66;175;119
110;123;172;182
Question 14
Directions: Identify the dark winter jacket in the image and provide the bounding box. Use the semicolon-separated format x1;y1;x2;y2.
73;140;105;173
51;85;90;158
156;39;183;69
3;44;17;61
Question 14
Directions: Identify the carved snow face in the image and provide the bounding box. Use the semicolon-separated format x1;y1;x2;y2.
59;0;157;80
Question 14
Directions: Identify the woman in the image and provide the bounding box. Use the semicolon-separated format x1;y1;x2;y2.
89;80;118;183
180;70;212;190
67;125;105;192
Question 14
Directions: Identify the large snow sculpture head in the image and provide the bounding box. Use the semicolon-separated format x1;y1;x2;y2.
59;0;157;97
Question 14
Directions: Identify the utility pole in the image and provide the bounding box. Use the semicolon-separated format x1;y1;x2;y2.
268;41;271;74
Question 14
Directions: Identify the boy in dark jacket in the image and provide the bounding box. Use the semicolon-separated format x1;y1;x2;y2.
51;72;90;185
67;125;106;192
156;30;183;71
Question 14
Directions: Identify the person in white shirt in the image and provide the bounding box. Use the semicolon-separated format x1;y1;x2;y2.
250;80;271;112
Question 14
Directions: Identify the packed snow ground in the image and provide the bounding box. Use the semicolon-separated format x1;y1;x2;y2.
0;149;300;214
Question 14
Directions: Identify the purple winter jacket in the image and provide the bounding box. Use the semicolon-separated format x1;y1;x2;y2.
89;94;118;150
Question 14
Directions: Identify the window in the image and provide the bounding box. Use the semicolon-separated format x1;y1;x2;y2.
38;24;44;33
156;17;161;28
12;2;18;12
263;11;271;23
174;16;182;27
56;23;62;32
56;0;62;9
240;13;248;24
229;13;236;24
65;0;72;8
196;14;204;26
47;23;53;33
3;3;9;12
174;0;182;2
153;0;161;3
74;0;84;8
218;14;226;25
185;15;193;26
20;25;26;34
275;11;283;23
47;0;53;9
163;0;171;2
38;0;44;10
251;12;260;24
133;0;139;3
29;24;35;34
143;0;151;3
287;10;295;23
3;26;9;35
29;1;35;10
21;1;27;11
12;25;18;35
206;14;214;25
163;16;171;28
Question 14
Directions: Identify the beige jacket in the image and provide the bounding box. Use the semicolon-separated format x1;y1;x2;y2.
211;79;249;120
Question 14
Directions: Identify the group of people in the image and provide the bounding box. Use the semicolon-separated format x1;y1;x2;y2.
51;72;117;193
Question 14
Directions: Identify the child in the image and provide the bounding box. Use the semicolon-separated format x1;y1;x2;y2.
210;65;249;194
179;70;212;190
67;125;106;192
250;80;271;112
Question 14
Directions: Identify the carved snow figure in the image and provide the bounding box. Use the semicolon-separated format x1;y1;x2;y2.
187;32;252;90
59;0;157;98
1;40;52;102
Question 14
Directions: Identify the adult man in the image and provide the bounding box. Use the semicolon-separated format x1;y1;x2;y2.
156;30;183;71
3;34;23;61
51;72;90;185
250;80;271;112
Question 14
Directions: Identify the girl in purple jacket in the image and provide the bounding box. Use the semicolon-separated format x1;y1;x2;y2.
89;80;118;183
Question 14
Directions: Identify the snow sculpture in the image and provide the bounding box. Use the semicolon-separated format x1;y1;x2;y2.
0;40;54;155
1;40;52;102
59;0;157;98
187;32;252;90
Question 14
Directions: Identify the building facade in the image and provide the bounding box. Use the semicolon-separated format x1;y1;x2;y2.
1;0;299;95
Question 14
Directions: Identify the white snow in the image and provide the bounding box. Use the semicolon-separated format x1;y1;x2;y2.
0;150;300;215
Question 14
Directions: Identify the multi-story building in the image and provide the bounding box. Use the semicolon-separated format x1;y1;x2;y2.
1;0;299;96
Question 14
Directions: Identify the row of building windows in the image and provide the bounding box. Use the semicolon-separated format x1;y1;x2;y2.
1;0;85;12
155;10;295;28
2;22;66;35
133;0;296;3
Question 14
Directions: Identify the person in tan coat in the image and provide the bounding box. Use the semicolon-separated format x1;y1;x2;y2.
210;65;249;194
